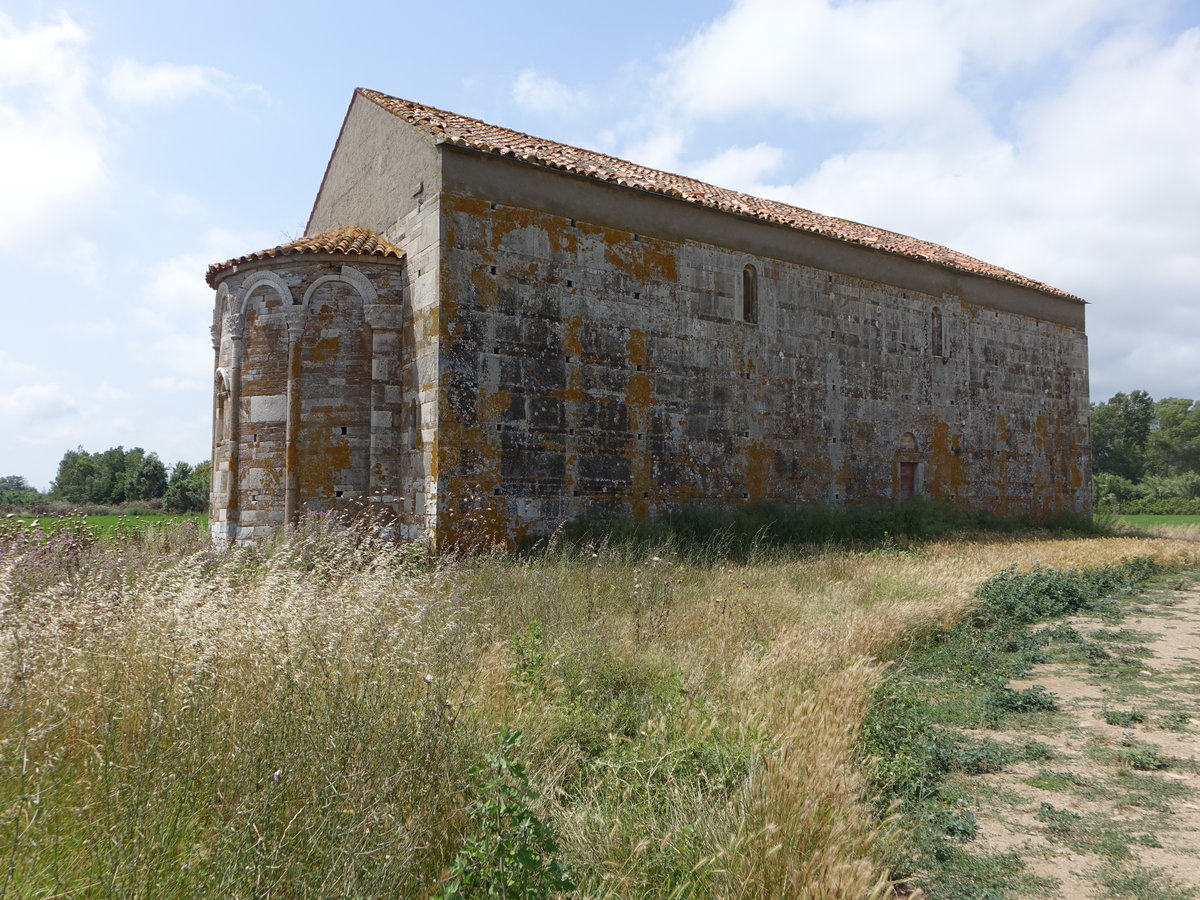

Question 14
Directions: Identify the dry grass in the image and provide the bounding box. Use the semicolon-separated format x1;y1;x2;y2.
2;516;1198;897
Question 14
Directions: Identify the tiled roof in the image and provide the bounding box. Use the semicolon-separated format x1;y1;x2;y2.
206;226;403;287
358;88;1079;302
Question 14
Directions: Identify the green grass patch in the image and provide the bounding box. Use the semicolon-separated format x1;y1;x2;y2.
9;511;207;538
559;495;1106;560
1098;862;1199;900
1116;514;1200;529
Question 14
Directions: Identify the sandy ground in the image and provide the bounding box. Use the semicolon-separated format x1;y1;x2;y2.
968;583;1200;899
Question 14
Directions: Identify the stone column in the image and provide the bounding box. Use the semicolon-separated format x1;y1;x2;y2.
283;309;303;526
222;312;244;543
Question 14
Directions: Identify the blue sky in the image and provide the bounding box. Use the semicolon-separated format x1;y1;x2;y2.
2;0;1199;488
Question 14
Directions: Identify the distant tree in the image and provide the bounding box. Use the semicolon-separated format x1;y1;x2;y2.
51;447;104;503
1091;390;1154;481
0;475;42;506
163;460;210;513
51;446;170;504
125;452;169;501
1146;397;1200;477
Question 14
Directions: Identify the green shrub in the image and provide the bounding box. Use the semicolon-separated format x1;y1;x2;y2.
985;684;1058;715
1102;709;1146;727
1118;743;1170;771
1159;712;1192;732
438;729;575;898
860;675;957;807
954;737;1013;775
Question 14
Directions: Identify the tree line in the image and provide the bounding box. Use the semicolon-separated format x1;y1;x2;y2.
1091;390;1200;513
1;447;210;513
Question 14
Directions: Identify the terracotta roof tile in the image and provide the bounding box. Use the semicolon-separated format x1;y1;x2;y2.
206;226;403;287
359;88;1079;302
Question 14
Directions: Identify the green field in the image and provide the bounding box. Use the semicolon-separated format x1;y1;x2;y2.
1115;514;1200;529
10;512;207;537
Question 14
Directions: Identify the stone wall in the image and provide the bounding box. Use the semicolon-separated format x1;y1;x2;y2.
435;190;1091;545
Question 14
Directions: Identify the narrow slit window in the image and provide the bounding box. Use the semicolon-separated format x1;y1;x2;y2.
742;265;758;323
410;399;420;450
931;307;944;357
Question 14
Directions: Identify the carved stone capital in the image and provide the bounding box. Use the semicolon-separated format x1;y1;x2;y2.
224;312;244;341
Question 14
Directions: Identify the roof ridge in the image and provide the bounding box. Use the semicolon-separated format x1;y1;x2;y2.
356;87;1080;302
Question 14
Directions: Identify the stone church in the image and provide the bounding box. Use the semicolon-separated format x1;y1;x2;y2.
207;87;1091;546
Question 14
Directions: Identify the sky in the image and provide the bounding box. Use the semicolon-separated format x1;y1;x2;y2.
1;0;1198;489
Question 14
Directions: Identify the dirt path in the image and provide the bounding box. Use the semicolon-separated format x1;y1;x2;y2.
969;583;1200;899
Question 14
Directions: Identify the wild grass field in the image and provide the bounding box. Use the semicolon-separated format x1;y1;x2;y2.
2;512;1198;898
10;511;207;538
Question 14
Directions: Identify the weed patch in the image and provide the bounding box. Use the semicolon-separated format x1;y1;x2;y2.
1103;708;1148;727
860;556;1171;896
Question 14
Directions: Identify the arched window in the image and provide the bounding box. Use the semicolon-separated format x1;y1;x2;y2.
742;265;758;324
931;307;944;357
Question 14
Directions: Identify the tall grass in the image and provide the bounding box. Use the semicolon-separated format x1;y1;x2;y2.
1;514;1197;897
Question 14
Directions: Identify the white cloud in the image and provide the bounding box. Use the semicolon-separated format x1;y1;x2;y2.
664;0;1135;126
0;383;77;421
132;227;274;382
626;1;1197;402
104;59;267;106
0;12;107;256
690;142;787;194
620;124;689;173
0;351;38;379
512;69;581;115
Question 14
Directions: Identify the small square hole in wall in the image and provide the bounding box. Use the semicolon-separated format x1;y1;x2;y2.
637;432;644;440
742;492;749;499
496;424;502;431
633;291;641;300
636;364;643;371
632;233;640;242
743;430;750;438
340;426;347;435
573;489;580;496
335;490;344;498
835;493;840;500
489;202;498;210
493;346;500;354
569;218;577;227
642;491;649;499
568;428;575;436
251;493;258;502
493;487;501;496
250;434;258;443
566;279;574;287
489;265;497;275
